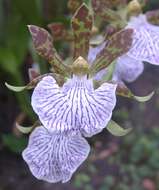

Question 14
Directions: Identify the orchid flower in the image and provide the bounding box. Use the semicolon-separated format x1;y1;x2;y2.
6;4;134;183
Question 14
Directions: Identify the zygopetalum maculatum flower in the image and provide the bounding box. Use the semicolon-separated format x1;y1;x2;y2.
5;2;154;183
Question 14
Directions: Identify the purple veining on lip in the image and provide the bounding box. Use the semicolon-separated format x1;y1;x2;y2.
22;126;90;183
31;75;117;137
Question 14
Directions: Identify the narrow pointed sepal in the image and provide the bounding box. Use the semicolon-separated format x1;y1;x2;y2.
22;126;90;183
16;123;33;134
116;82;154;102
5;82;29;92
90;29;133;76
134;91;154;102
5;73;65;92
71;3;93;59
107;120;132;136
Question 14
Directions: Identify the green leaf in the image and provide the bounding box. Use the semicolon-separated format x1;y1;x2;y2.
5;82;26;92
16;123;33;134
90;29;133;76
71;3;93;59
107;120;132;136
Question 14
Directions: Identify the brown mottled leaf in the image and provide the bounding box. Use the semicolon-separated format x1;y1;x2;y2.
116;82;154;102
146;9;159;25
90;29;133;76
48;23;73;41
28;25;70;76
71;3;93;59
92;0;124;24
68;0;82;14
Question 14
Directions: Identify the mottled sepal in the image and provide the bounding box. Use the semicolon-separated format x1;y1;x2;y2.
92;0;124;25
28;25;70;76
71;3;93;59
68;0;82;14
48;23;73;41
116;82;154;102
146;9;159;25
107;120;132;136
90;29;133;76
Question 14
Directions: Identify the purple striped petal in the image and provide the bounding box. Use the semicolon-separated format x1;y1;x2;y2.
22;126;90;183
31;76;117;136
127;14;159;65
113;55;144;83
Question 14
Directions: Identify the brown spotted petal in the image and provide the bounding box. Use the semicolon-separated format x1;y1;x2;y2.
68;0;83;14
90;29;134;76
48;23;73;41
146;9;159;25
28;25;70;76
92;0;123;25
71;3;93;59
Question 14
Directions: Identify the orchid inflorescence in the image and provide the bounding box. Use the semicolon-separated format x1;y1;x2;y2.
6;0;159;183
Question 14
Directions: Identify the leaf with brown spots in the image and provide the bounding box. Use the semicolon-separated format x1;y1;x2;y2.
146;9;159;25
48;23;73;41
28;25;70;76
71;3;93;59
90;29;133;76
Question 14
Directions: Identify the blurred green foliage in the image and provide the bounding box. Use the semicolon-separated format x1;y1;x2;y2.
73;127;159;190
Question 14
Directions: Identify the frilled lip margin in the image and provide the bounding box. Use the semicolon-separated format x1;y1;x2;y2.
22;126;90;183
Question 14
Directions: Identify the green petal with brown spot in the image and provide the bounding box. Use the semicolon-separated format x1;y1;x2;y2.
71;3;93;59
28;25;70;76
90;29;133;76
